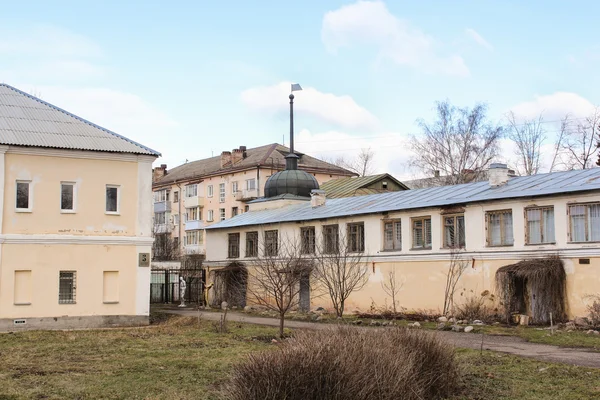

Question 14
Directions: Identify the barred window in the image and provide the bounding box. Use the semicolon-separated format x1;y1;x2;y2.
347;222;365;253
246;231;258;257
443;214;465;249
59;271;76;304
301;226;316;254
526;206;555;244
486;210;514;246
412;217;432;249
228;233;240;258
569;203;600;242
323;224;339;254
383;220;402;250
264;230;278;256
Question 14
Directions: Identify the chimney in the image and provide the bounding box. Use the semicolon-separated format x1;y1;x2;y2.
231;147;244;164
220;151;232;168
153;164;167;182
310;189;326;207
488;163;510;187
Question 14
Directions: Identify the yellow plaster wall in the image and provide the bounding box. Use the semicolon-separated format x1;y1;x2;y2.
4;153;138;236
0;243;138;318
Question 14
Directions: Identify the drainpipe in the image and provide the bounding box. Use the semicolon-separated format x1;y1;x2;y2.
176;182;183;254
256;165;260;197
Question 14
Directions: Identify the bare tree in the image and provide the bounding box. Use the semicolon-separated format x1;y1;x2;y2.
549;115;571;172
152;230;180;261
442;248;470;316
328;148;376;177
313;232;368;318
381;269;405;314
506;111;546;175
410;101;504;184
245;236;311;338
561;107;600;170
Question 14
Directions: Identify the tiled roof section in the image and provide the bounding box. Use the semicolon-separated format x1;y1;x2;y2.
320;173;409;198
207;168;600;230
0;84;160;156
154;143;355;185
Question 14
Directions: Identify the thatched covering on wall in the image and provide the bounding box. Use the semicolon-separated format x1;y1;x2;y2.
495;256;567;324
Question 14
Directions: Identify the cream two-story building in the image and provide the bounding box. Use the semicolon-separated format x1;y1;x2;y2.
151;144;355;258
204;164;600;320
0;83;159;330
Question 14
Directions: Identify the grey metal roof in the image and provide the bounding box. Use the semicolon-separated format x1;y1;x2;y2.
0;84;160;156
207;168;600;230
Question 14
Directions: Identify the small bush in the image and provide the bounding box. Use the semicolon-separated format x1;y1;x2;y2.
585;295;600;327
226;326;459;400
455;290;497;322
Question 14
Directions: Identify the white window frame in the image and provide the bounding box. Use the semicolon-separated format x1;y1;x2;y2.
246;179;256;191
486;210;514;247
525;206;555;245
207;185;214;198
383;219;402;251
207;210;214;222
568;203;600;243
185;184;198;198
15;180;32;213
232;181;238;194
219;208;226;221
105;185;121;215
187;206;199;221
60;181;77;213
219;183;226;203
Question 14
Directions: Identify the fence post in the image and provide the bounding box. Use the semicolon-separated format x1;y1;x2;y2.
164;269;170;303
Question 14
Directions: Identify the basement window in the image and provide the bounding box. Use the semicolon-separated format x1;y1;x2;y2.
59;271;76;304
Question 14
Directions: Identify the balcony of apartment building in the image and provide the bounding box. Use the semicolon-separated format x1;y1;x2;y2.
185;218;205;231
154;189;172;213
234;178;259;201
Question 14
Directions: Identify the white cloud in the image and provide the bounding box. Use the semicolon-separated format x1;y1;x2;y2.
295;129;415;179
241;81;379;131
321;1;469;77
509;92;597;121
0;25;102;58
465;28;493;51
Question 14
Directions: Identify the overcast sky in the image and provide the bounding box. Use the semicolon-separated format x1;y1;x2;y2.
1;1;598;179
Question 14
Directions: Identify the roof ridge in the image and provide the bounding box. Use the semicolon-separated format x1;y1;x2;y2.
0;83;161;156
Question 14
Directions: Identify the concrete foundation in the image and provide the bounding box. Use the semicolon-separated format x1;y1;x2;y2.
0;315;149;332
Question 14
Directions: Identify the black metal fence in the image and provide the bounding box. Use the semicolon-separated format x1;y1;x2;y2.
150;269;206;305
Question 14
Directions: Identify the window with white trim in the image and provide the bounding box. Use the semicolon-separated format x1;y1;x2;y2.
526;206;555;244
486;210;514;246
154;189;169;202
16;180;31;211
232;207;239;217
105;185;120;213
383;219;402;251
219;208;226;221
61;182;76;212
443;214;465;249
173;214;180;225
232;181;238;194
246;179;256;190
219;183;225;203
184;230;203;246
569;203;600;242
185;184;197;198
207;185;213;198
207;210;214;222
173;191;179;203
154;212;166;224
412;217;432;249
347;222;365;253
187;207;200;221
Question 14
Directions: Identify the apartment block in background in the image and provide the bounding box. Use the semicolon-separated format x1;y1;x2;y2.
152;144;355;257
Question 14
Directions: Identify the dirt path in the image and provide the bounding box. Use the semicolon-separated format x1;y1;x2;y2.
163;308;600;368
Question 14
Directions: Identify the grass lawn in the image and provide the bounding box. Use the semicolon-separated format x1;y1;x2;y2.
0;314;599;399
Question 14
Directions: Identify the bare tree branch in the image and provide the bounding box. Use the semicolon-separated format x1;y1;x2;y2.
506;111;546;176
326;148;376;177
244;234;311;337
443;248;469;316
381;269;405;314
410;101;504;184
561;107;600;170
313;231;368;317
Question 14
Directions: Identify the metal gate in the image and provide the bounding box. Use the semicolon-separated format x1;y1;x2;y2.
150;268;206;305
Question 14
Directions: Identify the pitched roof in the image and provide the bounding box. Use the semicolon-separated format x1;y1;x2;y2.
154;143;355;186
207;168;600;230
320;173;409;198
0;83;160;156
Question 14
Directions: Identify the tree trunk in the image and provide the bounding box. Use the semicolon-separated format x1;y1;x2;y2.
279;313;285;338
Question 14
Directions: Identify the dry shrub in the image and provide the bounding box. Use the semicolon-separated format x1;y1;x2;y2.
585;295;600;327
455;290;496;322
226;326;459;400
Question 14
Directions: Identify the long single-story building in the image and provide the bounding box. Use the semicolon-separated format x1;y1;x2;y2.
203;162;600;320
